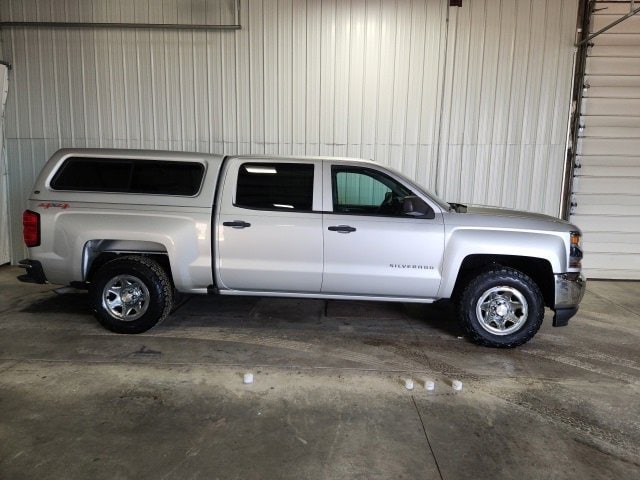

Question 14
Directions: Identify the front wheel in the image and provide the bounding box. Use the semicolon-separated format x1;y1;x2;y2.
90;256;173;334
458;267;544;348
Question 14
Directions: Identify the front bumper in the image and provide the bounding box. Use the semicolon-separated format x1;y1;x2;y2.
553;272;586;327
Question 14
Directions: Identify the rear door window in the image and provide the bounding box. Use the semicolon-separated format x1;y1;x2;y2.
235;163;314;211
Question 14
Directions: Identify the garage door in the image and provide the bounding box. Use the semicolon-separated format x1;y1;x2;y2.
570;1;640;279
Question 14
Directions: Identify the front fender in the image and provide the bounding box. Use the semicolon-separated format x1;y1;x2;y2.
437;228;567;298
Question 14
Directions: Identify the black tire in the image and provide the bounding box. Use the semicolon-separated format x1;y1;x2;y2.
90;256;173;334
458;267;544;348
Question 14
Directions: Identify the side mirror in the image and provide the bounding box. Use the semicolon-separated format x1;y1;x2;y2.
402;196;435;219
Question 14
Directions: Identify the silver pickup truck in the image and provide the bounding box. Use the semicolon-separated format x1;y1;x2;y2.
18;148;585;347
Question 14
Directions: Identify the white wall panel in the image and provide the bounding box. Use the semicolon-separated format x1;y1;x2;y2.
0;65;9;265
2;0;578;262
439;0;579;215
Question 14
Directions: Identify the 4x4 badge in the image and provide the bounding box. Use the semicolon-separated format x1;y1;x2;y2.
38;202;69;209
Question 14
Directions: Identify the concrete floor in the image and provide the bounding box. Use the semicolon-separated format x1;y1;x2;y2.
0;265;639;480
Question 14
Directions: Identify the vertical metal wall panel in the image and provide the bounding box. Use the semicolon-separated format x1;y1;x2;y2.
345;0;364;159
305;0;321;155
439;0;579;214
359;0;380;161
235;1;251;154
291;0;307;155
570;1;640;279
416;0;446;190
263;0;278;154
0;65;10;265
248;0;264;153
319;0;336;157
278;0;293;155
2;0;578;262
333;0;349;158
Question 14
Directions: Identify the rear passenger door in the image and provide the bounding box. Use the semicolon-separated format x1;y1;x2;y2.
216;158;324;293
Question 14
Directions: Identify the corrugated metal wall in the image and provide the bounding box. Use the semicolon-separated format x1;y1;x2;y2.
1;0;579;262
0;65;9;265
570;1;640;279
440;0;578;214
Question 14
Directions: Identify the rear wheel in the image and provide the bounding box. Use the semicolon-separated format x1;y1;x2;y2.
458;267;544;348
90;256;173;334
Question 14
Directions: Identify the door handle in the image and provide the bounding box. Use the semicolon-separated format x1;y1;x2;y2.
223;220;251;229
328;225;356;233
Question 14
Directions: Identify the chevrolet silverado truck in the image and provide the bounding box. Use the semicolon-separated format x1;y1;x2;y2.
18;148;585;347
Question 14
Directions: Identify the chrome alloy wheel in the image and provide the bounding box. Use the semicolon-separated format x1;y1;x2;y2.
475;286;528;336
102;275;150;321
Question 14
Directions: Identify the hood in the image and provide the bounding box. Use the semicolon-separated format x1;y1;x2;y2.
465;205;568;223
445;204;576;232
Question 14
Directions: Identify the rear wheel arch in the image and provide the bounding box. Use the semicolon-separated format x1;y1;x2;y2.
82;240;172;284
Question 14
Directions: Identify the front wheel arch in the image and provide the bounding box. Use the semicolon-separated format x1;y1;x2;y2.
450;255;555;308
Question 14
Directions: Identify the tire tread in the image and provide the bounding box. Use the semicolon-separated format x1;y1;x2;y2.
91;255;173;334
458;266;544;348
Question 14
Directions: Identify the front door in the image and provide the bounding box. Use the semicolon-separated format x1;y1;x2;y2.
217;158;324;293
322;163;444;298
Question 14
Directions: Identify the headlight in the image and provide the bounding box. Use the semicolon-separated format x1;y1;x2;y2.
569;231;583;268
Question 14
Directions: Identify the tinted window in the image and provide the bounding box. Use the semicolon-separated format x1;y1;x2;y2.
51;157;204;196
332;167;412;216
236;163;314;211
335;170;391;207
